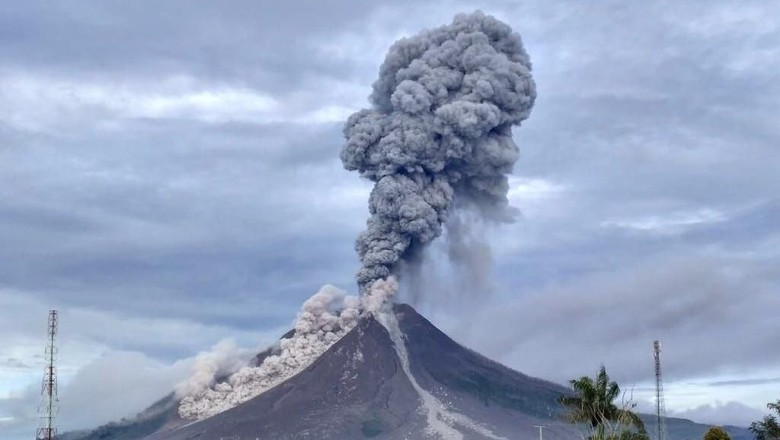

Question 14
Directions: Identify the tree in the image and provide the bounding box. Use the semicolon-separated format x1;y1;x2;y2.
751;400;780;440
704;426;731;440
560;365;646;440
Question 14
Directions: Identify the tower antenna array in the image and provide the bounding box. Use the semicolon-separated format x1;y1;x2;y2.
36;310;59;440
653;340;666;440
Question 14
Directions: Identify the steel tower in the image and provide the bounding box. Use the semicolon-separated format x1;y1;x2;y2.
36;310;58;440
653;340;666;440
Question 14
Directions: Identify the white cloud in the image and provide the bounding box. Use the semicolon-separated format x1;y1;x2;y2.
673;3;779;38
601;208;727;235
303;105;355;124
670;401;767;427
508;177;565;203
0;73;276;129
0;72;363;130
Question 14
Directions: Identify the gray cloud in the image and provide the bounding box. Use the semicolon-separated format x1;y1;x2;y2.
0;118;364;329
0;1;778;438
1;358;32;370
443;255;780;387
0;0;404;88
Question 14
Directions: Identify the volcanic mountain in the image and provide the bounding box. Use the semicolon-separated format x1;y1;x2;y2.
67;304;752;440
69;304;569;439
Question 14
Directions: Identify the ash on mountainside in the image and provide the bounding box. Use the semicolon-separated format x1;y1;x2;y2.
148;302;570;440
177;279;397;420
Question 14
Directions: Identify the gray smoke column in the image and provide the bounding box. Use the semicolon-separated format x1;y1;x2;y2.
341;11;536;292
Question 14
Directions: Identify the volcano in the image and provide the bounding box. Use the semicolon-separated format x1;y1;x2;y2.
65;304;754;440
70;304;573;440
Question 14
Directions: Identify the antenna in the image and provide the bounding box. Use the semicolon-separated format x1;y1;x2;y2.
36;310;59;440
534;424;548;440
653;340;666;440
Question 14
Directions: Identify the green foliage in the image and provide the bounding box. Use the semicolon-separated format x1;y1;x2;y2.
704;426;731;440
609;430;651;440
559;365;646;440
751;401;780;440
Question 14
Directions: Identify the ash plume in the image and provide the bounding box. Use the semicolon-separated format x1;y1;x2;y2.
176;11;536;422
175;339;252;398
341;11;536;292
177;279;397;420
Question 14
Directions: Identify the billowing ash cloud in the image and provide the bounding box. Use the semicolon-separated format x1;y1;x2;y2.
177;279;398;419
177;11;535;421
341;11;536;292
175;339;253;398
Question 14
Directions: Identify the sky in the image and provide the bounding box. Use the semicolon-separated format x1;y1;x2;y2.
1;0;779;438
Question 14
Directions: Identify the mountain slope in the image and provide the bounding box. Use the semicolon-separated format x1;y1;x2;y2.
146;313;425;440
139;304;574;439
395;303;567;418
66;304;756;440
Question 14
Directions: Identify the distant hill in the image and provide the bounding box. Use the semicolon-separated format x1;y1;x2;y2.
641;416;754;440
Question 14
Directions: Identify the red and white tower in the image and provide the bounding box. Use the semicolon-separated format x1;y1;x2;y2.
36;310;59;440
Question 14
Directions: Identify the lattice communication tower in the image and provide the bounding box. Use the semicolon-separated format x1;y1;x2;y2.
653;340;666;440
36;310;59;440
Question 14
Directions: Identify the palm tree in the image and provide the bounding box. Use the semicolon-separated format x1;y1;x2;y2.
560;365;646;440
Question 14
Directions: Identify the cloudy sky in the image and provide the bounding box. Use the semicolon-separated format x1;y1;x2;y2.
1;0;778;437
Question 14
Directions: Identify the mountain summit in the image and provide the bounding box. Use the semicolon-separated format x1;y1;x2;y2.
146;304;570;440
